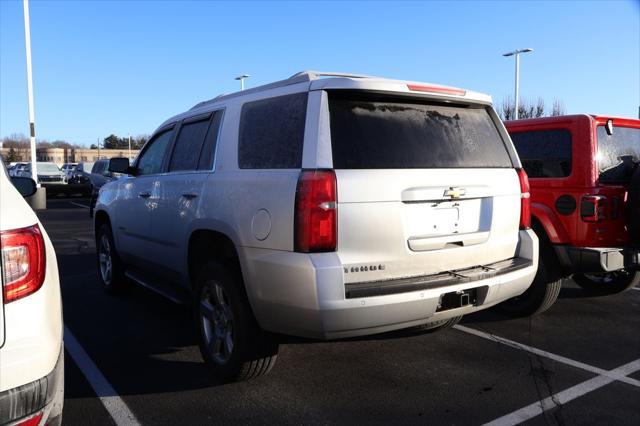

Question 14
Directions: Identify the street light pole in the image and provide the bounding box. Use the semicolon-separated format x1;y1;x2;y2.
503;48;533;120
23;0;38;184
235;74;251;91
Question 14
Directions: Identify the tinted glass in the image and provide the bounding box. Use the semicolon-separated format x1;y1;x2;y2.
238;93;307;169
328;92;512;169
169;117;211;172
198;110;223;170
510;129;572;178
137;129;174;175
597;126;640;183
37;163;61;173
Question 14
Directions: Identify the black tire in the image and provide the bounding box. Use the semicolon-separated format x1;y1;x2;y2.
494;244;562;317
417;316;462;332
195;261;278;382
628;165;640;243
573;270;640;294
96;223;128;293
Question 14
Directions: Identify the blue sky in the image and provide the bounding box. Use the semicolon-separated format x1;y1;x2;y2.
1;0;638;146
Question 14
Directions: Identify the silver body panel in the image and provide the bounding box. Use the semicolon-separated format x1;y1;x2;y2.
96;72;538;339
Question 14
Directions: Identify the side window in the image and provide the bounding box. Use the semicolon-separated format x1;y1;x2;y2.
238;93;307;169
198;110;223;170
169;116;210;172
137;129;174;176
510;129;572;178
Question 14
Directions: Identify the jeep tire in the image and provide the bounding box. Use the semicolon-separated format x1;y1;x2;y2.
573;270;640;294
494;241;562;317
195;261;279;382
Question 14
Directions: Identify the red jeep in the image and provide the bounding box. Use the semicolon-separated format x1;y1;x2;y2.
498;114;640;315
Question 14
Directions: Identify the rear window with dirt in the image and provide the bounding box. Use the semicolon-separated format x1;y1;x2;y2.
328;92;513;169
597;126;640;183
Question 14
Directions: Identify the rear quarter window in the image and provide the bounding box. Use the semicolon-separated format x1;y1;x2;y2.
597;126;640;184
510;129;572;178
328;92;512;169
238;93;307;169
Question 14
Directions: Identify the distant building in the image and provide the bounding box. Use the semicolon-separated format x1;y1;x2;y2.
1;147;140;166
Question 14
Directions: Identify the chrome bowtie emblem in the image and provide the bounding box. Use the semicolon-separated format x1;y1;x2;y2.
444;187;466;199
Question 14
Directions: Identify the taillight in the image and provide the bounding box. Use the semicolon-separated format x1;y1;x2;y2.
15;412;44;426
517;169;531;229
581;195;607;222
295;169;337;252
407;84;466;96
1;224;46;303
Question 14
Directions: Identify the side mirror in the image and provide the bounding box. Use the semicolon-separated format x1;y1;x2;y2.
108;157;131;174
11;177;37;198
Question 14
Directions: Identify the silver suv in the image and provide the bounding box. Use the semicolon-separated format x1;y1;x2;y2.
95;71;538;382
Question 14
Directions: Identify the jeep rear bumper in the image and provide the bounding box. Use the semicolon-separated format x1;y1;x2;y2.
554;245;640;273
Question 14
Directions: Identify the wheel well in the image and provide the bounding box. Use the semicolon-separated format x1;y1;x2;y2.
188;230;240;288
531;217;550;244
94;211;110;239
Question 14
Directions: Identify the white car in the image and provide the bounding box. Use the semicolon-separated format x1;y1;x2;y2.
0;163;64;424
96;71;538;382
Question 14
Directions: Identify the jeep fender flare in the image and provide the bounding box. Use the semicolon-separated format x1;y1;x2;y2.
531;202;570;244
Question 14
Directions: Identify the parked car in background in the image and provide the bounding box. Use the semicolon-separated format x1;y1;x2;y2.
0;161;64;425
66;161;95;197
95;71;538;382
9;162;28;177
87;159;122;216
17;162;67;196
497;114;640;316
61;163;78;182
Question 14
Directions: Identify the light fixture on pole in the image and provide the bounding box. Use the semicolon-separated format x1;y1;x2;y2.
235;74;251;91
503;48;533;120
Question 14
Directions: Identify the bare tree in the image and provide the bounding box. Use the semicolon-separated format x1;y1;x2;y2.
499;97;565;121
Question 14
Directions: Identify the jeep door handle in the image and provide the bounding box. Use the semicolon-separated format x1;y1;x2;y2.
138;192;151;199
181;193;198;199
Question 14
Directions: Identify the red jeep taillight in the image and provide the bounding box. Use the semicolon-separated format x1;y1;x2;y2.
295;170;337;252
517;169;531;229
1;224;46;303
581;195;607;222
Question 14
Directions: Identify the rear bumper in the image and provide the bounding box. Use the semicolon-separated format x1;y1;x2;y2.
244;229;538;339
0;345;64;425
554;245;640;273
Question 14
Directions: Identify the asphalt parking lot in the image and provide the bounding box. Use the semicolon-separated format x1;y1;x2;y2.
39;198;640;426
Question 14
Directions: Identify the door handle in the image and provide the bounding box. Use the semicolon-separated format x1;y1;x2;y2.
181;193;198;199
138;192;151;199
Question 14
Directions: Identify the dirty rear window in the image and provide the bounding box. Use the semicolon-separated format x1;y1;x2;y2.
328;92;512;169
597;126;640;184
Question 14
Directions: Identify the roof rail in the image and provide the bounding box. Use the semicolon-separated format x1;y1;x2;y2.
189;70;376;111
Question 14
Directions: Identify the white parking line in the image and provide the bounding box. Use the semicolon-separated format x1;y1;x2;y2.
484;358;640;426
68;201;90;209
632;286;640;291
454;325;640;387
64;326;141;426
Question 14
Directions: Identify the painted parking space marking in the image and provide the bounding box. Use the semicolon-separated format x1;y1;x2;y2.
454;325;640;387
64;326;141;426
483;358;640;426
68;201;90;209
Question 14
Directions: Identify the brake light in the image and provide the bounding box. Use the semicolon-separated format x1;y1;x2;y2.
407;84;466;96
15;412;44;426
517;169;531;229
295;170;337;252
1;224;46;303
581;195;607;222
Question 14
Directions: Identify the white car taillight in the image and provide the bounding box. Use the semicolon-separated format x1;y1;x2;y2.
517;168;531;230
1;224;46;303
294;169;337;253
